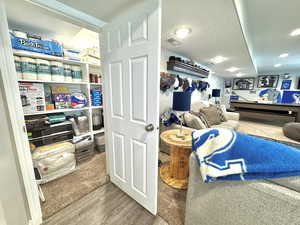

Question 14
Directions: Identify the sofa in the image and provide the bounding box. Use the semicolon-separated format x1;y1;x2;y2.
185;153;300;225
160;102;240;154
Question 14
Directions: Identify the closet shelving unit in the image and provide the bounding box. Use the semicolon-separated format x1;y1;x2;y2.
15;50;104;140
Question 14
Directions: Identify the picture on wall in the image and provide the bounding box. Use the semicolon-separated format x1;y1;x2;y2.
281;91;300;104
281;80;292;90
225;80;232;88
233;78;255;90
257;75;279;88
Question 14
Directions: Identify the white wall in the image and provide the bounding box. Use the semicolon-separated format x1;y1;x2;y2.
160;48;225;115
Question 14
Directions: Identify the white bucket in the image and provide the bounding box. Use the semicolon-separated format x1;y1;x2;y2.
36;59;51;81
71;65;82;82
64;64;72;82
51;61;64;82
21;57;37;80
14;56;23;79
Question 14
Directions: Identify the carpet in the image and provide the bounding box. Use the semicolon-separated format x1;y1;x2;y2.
41;152;109;219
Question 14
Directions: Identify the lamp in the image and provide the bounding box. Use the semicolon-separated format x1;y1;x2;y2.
172;92;191;137
212;89;221;104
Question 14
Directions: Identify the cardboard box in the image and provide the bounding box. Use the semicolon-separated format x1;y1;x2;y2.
19;82;45;114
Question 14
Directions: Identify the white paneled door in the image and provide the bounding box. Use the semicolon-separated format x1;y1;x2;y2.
101;0;161;215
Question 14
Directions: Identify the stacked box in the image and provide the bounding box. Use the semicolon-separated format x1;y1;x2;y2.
51;86;71;109
75;139;94;163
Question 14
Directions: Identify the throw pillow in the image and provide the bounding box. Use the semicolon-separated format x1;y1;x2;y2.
183;112;207;129
213;105;227;122
191;111;210;128
200;106;222;126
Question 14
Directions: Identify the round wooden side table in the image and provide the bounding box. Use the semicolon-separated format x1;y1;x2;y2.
160;129;192;190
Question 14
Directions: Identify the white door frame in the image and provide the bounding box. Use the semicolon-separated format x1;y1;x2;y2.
0;1;105;224
0;1;42;224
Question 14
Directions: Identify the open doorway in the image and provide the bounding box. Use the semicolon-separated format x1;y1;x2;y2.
3;0;163;223
4;0;108;220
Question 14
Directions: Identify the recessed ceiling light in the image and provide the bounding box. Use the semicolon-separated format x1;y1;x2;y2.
210;56;227;64
226;67;239;72
274;64;282;67
279;53;289;58
236;72;245;77
290;28;300;36
175;27;192;39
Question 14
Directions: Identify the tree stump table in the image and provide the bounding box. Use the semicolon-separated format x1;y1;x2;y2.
160;129;192;189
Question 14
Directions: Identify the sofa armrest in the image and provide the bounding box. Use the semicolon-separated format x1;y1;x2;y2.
185;154;300;225
224;111;239;121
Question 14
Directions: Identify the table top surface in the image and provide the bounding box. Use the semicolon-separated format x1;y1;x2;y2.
160;129;192;148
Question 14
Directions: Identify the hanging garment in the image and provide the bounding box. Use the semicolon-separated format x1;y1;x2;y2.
176;75;183;90
173;77;179;89
182;78;190;91
160;73;175;92
198;81;210;92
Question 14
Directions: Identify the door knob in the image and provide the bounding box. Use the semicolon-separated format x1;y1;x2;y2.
145;123;154;132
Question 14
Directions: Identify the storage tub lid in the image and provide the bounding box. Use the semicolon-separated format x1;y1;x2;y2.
50;61;63;66
20;57;36;63
36;59;50;64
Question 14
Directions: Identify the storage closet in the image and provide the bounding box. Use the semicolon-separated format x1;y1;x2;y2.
5;0;106;219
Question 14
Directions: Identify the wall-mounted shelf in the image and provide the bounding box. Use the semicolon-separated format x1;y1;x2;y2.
167;61;209;77
91;106;103;109
93;128;104;135
24;107;89;116
14;50;85;66
19;79;88;85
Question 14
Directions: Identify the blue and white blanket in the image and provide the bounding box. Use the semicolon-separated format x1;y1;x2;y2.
192;128;300;183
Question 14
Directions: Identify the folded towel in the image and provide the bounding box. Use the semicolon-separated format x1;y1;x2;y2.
192;128;300;183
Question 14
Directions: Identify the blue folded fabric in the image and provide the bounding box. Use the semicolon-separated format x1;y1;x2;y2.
192;128;300;183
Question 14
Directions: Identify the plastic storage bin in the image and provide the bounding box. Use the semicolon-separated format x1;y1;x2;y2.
36;59;51;81
21;57;37;80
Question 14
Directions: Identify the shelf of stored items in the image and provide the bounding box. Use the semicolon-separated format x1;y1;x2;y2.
13;50;85;66
24;107;89;116
91;106;103;109
167;61;209;77
73;132;92;139
18;79;88;85
92;128;104;135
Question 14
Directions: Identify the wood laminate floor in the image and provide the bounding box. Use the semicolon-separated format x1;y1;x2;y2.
43;182;168;225
43;152;185;225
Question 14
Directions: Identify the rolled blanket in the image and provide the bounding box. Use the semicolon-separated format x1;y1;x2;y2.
192;128;300;183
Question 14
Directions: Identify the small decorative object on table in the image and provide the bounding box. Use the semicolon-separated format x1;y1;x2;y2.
172;91;191;138
160;129;192;189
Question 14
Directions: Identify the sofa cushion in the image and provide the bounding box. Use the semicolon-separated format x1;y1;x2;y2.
269;176;300;193
211;120;239;130
183;112;207;129
215;105;227;122
200;106;222;126
191;111;210;128
191;101;210;112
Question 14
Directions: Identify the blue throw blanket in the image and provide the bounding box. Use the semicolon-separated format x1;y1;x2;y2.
192;128;300;183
